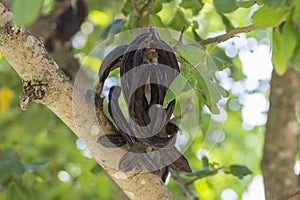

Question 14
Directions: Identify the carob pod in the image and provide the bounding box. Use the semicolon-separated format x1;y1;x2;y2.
97;27;192;176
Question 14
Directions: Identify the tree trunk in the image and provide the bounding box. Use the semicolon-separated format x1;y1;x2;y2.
262;67;300;199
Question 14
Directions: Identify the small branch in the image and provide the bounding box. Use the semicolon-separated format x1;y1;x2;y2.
170;170;199;200
185;168;221;187
199;24;258;46
140;0;152;14
171;102;193;122
131;0;152;28
274;187;300;200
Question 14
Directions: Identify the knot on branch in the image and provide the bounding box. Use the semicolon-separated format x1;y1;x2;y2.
0;3;12;28
19;79;48;110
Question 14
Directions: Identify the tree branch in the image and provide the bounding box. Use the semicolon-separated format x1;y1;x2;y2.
0;3;176;200
199;24;258;46
274;187;300;200
131;0;152;28
170;170;199;200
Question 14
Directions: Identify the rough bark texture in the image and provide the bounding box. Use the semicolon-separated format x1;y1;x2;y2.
0;3;176;200
262;67;300;199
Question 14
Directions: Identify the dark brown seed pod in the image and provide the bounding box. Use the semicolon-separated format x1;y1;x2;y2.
99;44;128;82
97;27;192;176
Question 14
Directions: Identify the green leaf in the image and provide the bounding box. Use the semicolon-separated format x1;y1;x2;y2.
168;9;189;31
186;168;210;177
202;156;209;169
100;19;124;39
149;0;163;14
272;16;298;75
90;163;103;174
237;0;256;8
149;14;166;27
228;164;252;179
176;44;207;70
180;0;204;16
251;6;289;27
121;0;132;15
7;182;33;200
25;164;46;173
211;56;232;71
11;0;43;26
0;160;25;183
261;0;285;8
191;68;228;113
291;36;300;71
213;0;238;13
218;12;234;32
176;44;228;113
192;28;203;42
292;0;300;25
176;44;220;77
127;12;138;29
25;158;50;173
32;157;51;165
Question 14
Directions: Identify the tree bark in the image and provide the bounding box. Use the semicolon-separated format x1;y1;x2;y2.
262;67;300;199
0;3;176;200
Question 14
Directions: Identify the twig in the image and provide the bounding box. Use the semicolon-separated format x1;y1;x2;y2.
199;24;258;46
132;0;152;27
171;101;193;122
170;169;199;200
185;167;221;187
274;187;300;200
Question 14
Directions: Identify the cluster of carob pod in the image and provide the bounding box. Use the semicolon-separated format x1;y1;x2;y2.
97;27;191;180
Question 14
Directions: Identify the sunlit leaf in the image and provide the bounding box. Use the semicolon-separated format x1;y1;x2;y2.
88;10;110;26
251;6;289;27
272;16;298;75
213;0;238;13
